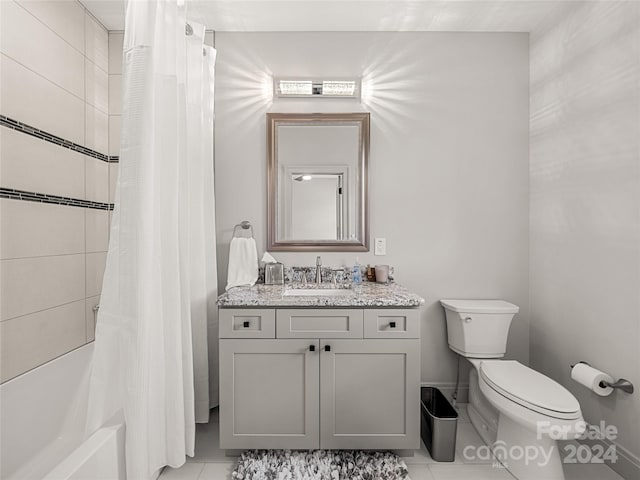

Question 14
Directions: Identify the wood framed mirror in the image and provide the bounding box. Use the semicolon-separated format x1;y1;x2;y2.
267;112;370;251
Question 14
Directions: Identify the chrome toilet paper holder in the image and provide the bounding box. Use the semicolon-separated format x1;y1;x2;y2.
570;361;634;394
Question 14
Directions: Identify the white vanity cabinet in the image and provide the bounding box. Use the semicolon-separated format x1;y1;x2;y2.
219;307;420;451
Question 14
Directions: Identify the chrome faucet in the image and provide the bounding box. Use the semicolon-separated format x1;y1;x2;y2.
315;256;322;285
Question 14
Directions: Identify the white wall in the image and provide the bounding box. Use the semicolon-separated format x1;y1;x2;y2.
214;32;530;388
529;3;640;477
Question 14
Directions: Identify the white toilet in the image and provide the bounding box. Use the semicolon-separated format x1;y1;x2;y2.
440;299;584;480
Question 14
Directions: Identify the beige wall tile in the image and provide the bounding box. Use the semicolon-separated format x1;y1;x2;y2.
85;157;109;203
85;208;109;253
15;0;85;53
0;1;84;98
85;104;109;155
109;163;119;203
108;115;121;156
108;74;122;115
85;13;108;72
85;252;107;298
0;1;111;384
85;59;109;114
0;300;86;382
0;199;85;260
85;295;100;343
108;32;124;75
1;254;85;321
0;128;85;198
1;54;84;144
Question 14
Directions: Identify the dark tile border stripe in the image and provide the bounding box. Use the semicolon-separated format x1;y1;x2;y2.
0;188;114;210
0;114;119;163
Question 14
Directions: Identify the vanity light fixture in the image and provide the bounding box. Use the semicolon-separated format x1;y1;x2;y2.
278;80;313;96
275;79;360;98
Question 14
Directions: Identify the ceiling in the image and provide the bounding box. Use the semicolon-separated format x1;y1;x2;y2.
80;0;576;33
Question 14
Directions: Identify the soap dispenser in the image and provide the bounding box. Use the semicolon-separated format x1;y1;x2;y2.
352;257;362;285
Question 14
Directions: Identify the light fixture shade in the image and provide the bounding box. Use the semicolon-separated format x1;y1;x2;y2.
277;80;313;96
321;81;357;96
275;78;360;98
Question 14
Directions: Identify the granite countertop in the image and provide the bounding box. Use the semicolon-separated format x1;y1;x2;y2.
217;282;425;308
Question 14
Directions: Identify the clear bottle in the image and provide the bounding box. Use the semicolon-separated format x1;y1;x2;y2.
352;257;362;285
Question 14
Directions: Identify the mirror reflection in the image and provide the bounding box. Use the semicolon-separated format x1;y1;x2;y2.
267;113;370;251
288;173;344;240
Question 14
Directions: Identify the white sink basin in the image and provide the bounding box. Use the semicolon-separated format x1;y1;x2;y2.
283;288;354;297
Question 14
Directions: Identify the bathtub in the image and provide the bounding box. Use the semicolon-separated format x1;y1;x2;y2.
0;343;126;480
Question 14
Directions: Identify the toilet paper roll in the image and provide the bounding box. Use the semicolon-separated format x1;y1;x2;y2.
571;363;614;396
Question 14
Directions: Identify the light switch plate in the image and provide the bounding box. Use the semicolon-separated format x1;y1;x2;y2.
374;237;386;256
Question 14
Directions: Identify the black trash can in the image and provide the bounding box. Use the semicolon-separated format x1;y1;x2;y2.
420;387;458;462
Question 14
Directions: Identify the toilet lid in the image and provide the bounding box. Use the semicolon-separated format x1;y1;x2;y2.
440;299;519;314
480;361;581;420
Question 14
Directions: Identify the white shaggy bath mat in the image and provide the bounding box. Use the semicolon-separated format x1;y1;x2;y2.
232;450;411;480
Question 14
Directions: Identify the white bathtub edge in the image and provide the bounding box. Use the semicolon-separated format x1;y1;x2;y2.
43;423;125;480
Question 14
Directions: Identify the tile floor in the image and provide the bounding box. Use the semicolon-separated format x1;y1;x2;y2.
159;405;625;480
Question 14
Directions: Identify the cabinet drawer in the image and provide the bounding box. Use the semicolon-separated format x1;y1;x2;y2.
277;309;363;339
219;309;276;338
363;309;420;338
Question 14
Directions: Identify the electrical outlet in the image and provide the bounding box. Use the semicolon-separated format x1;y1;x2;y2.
374;237;386;256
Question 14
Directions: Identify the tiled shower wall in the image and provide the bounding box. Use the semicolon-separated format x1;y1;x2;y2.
0;1;118;383
108;32;123;192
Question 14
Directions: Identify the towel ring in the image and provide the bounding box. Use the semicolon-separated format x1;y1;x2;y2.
233;221;254;239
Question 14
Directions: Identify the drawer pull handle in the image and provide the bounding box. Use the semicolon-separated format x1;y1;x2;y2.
243;321;250;328
324;345;331;352
309;345;316;352
389;321;396;328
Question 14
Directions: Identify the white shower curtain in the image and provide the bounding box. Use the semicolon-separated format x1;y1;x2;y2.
86;1;217;478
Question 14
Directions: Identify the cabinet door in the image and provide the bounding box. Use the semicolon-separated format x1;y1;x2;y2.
320;339;420;450
219;339;320;450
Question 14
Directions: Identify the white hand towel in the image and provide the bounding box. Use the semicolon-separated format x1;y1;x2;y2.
226;237;259;289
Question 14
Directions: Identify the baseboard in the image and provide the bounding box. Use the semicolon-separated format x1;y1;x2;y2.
578;433;640;480
421;381;469;404
225;449;242;457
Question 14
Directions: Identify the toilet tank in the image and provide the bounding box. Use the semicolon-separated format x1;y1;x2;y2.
440;300;519;358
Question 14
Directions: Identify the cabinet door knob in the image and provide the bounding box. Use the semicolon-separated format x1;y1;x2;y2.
389;321;396;328
464;317;472;323
324;345;331;352
243;320;250;328
309;345;316;352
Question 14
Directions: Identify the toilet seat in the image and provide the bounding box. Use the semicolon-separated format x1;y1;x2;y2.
479;360;581;420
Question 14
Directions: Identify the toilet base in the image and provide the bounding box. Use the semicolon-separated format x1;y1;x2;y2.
494;414;565;480
468;369;499;446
